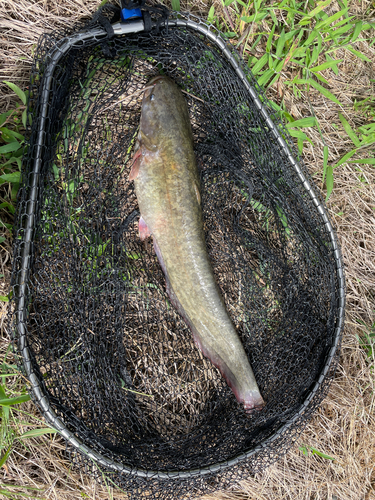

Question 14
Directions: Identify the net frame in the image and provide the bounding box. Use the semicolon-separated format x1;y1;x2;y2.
11;7;346;491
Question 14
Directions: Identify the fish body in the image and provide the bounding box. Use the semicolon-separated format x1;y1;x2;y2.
129;76;264;411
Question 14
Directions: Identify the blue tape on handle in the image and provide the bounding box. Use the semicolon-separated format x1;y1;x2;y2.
121;8;142;21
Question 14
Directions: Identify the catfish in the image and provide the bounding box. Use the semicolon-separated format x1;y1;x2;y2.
129;76;264;411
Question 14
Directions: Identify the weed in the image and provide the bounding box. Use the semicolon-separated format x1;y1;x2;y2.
1;82;59;492
171;0;180;12
0;350;57;499
0;81;27;241
0;483;46;499
332;114;375;173
356;318;375;371
218;0;375;199
299;444;336;461
354;96;375;121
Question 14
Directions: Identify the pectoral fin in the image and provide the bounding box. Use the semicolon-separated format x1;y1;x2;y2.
139;216;151;240
129;149;143;181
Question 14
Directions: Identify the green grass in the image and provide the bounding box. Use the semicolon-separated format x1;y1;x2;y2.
207;0;375;199
356;318;375;371
0;81;27;253
0;348;58;498
299;444;336;461
0;83;59;494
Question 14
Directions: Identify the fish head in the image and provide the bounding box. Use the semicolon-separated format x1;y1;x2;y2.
139;76;181;149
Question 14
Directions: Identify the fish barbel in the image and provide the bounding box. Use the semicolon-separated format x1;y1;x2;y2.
129;76;264;411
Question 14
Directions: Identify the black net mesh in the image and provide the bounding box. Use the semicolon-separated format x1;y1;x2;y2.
10;6;345;499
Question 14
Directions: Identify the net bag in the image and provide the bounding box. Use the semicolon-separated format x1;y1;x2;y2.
11;4;345;499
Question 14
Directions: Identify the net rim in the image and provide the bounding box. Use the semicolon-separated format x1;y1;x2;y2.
13;14;346;479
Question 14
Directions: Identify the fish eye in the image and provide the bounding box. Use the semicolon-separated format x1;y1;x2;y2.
150;94;155;101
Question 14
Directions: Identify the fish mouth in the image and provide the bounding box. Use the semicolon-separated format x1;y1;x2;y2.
142;76;166;100
148;75;167;85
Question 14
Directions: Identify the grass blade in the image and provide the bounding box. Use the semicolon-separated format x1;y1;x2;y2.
346;45;371;62
362;22;375;30
257;68;275;87
313;72;329;84
0;490;44;499
0;127;24;141
251;53;268;75
0;201;16;214
171;0;180;11
22;109;27;128
326;23;354;41
334;149;357;167
347;158;375;165
299;445;309;456
207;5;215;24
285;116;317;128
3;81;27;105
310;447;335;460
303;30;318;47
0;142;21;154
276;29;286;57
296;78;342;105
310;59;343;72
285;129;307;140
325;165;334;200
325;53;339;74
299;0;334;25
350;21;363;42
19;428;58;439
322;145;329;182
338;113;360;146
314;7;348;29
0;172;21;183
0;394;31;406
0;444;12;467
266;24;276;53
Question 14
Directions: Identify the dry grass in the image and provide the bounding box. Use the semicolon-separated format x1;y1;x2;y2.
1;0;375;499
